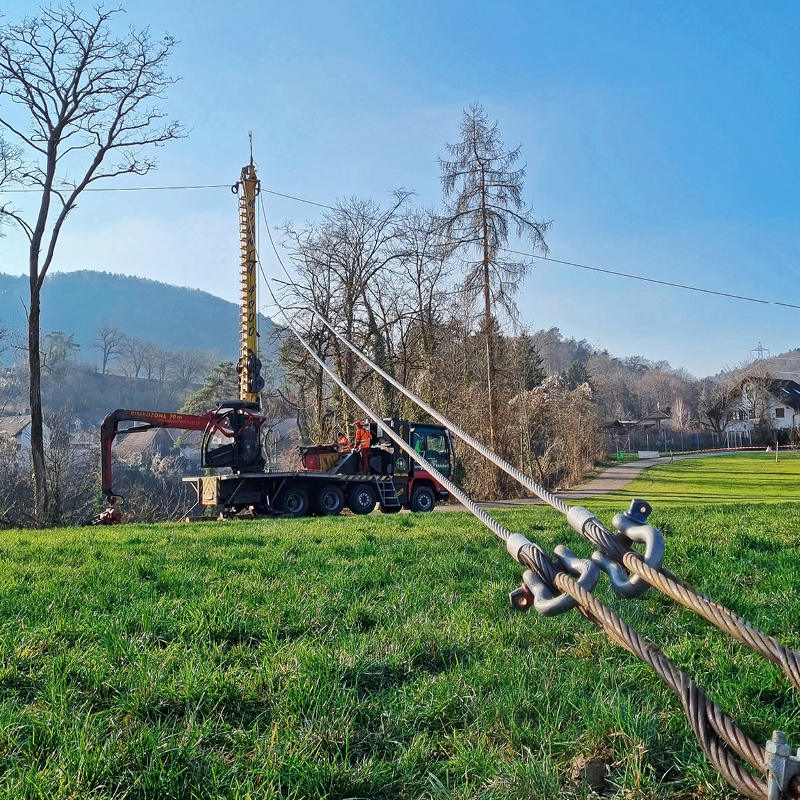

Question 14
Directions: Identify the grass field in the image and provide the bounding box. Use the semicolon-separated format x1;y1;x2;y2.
2;458;800;798
586;451;800;509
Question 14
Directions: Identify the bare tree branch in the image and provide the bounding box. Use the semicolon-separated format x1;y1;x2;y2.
0;4;186;523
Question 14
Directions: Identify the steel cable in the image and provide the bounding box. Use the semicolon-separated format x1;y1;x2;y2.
291;299;800;694
255;204;800;798
258;255;796;799
551;569;775;800
620;551;800;693
271;272;780;798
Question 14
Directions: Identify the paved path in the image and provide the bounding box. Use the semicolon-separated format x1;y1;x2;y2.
436;450;737;511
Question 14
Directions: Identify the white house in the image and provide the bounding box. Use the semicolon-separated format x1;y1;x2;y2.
0;414;51;464
726;379;800;434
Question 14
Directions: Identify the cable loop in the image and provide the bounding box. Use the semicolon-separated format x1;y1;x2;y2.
522;545;600;617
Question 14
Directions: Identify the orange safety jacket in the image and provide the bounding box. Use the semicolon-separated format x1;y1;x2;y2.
354;427;372;450
337;434;351;452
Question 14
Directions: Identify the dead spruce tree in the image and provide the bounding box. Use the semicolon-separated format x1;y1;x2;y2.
439;103;551;490
0;5;184;523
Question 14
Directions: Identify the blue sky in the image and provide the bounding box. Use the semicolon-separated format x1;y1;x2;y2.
2;0;799;375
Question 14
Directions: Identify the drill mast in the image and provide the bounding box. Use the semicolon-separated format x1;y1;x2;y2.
237;158;263;405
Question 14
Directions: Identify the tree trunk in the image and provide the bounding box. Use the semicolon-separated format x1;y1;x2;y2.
480;172;501;495
28;281;48;525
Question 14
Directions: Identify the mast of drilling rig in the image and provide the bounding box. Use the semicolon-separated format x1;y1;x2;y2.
237;148;264;406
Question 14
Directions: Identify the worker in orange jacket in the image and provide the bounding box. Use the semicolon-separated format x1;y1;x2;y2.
337;430;351;453
354;420;373;473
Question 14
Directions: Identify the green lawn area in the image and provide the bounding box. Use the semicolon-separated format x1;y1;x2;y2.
586;451;800;509
2;491;800;799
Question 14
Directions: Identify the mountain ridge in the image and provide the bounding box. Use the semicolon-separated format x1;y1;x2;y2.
0;270;276;362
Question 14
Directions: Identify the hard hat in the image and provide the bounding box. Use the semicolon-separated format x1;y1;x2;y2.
355;420;364;427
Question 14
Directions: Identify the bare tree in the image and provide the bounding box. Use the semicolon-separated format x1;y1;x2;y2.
439;103;551;463
94;325;126;375
170;348;208;393
121;336;148;379
698;379;733;436
280;192;412;435
0;5;185;522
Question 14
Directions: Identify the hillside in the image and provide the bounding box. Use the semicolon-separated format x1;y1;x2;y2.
0;270;277;361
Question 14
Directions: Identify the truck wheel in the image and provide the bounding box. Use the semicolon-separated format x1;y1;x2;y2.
410;485;436;513
348;483;377;515
314;484;345;516
279;486;309;517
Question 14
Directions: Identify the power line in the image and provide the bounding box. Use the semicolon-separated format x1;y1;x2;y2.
500;248;800;311
4;176;799;311
255;184;800;312
261;187;334;209
0;184;231;194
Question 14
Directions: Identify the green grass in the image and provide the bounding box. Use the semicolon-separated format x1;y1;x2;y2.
586;451;800;509
1;496;800;799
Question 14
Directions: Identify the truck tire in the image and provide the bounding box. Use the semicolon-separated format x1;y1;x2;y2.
279;485;310;517
348;483;377;515
314;484;345;516
410;485;436;513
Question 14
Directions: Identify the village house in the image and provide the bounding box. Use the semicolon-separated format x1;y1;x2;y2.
726;378;800;436
0;414;51;464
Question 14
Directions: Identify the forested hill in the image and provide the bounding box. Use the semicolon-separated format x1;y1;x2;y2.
0;270;276;360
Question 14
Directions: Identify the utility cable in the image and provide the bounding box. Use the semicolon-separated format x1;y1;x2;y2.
502;248;800;311
257;196;800;697
0;184;231;193
255;182;800;312
5;174;796;311
256;237;784;800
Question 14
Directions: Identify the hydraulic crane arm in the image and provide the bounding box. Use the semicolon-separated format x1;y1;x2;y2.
100;403;268;498
100;409;217;498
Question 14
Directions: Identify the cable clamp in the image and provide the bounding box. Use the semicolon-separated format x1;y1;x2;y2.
506;533;532;563
518;545;600;617
591;499;665;599
766;731;800;800
566;505;601;535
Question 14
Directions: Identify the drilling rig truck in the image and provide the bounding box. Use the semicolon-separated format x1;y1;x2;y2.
98;157;453;520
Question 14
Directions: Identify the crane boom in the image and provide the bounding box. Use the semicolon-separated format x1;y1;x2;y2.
237;159;263;404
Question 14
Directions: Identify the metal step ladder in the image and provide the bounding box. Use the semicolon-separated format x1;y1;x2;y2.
376;479;401;508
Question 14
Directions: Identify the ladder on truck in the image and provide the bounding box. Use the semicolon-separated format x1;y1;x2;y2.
376;479;401;508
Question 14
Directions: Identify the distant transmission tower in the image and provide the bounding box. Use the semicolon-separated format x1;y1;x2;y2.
751;341;770;361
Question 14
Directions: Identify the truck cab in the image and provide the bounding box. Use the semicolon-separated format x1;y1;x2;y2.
297;418;453;511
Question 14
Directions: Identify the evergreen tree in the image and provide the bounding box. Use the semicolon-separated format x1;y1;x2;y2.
439;103;551;459
514;332;546;391
562;360;592;391
181;362;238;414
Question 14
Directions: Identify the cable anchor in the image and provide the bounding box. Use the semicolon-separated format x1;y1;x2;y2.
590;499;665;598
766;730;800;800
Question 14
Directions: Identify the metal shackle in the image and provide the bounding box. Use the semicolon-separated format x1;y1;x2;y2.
591;503;665;598
522;545;601;617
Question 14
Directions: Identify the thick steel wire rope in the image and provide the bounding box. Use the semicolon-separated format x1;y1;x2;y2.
257;254;791;800
257;197;800;690
281;292;800;694
552;572;798;800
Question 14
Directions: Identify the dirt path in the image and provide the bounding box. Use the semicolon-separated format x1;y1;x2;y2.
435;451;738;512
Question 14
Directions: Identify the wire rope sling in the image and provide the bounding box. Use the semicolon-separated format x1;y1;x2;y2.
257;202;800;800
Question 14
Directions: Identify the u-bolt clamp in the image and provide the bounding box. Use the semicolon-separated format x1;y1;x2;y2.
590;499;665;598
518;545;601;617
766;731;800;800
